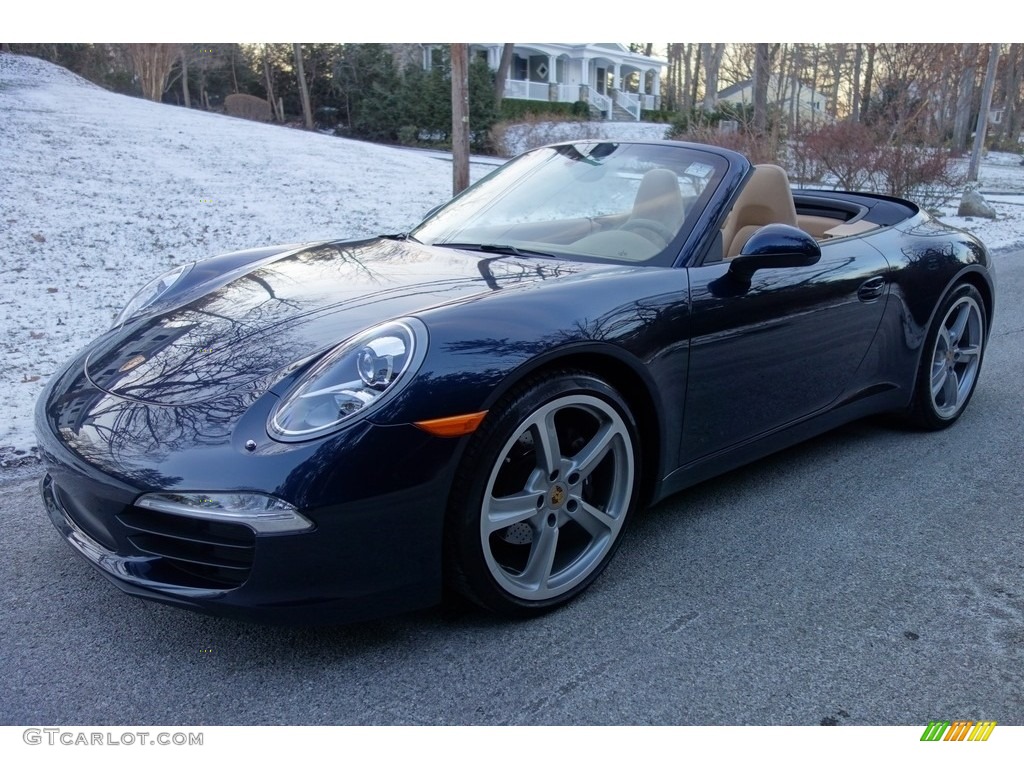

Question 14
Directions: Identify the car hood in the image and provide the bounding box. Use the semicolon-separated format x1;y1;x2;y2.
83;238;593;406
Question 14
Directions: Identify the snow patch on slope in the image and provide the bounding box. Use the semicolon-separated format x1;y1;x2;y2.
0;52;485;459
2;52;1023;461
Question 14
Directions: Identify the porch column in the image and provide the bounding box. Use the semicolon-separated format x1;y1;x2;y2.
581;57;590;86
548;54;556;83
612;64;620;90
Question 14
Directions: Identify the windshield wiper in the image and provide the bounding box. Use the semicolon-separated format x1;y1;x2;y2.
437;243;555;258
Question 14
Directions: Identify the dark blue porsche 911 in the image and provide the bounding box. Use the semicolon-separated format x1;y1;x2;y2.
35;141;994;623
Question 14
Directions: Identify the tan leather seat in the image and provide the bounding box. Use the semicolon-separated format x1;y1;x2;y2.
628;168;685;237
721;164;798;258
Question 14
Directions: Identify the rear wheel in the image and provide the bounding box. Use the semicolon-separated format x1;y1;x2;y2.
445;371;640;617
908;283;987;429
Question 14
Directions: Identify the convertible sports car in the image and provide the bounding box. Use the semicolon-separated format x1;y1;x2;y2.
36;140;994;624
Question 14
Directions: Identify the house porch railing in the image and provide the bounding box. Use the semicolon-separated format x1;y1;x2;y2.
614;91;641;120
586;87;612;118
503;79;551;102
503;79;636;119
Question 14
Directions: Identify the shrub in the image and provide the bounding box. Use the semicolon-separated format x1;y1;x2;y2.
666;103;770;141
788;122;965;205
877;142;964;205
672;123;780;165
396;125;418;146
795;121;877;189
224;93;272;123
640;108;674;124
498;99;591;122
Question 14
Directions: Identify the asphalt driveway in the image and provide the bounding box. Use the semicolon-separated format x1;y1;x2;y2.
2;246;1022;726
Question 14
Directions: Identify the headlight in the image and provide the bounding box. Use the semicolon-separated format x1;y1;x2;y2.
112;262;194;327
268;318;428;441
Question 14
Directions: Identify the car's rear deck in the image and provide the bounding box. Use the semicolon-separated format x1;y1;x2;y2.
794;189;920;241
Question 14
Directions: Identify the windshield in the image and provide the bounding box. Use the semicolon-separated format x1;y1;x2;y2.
412;142;728;266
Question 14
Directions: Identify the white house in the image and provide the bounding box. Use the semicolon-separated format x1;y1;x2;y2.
416;44;666;120
717;74;830;125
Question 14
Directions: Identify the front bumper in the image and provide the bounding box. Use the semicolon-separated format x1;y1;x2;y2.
35;366;462;624
40;466;450;624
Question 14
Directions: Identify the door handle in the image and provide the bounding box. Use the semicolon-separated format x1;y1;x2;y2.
858;275;886;302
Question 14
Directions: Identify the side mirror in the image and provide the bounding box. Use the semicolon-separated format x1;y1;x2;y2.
730;224;821;275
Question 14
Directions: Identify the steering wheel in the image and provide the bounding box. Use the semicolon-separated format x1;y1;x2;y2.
620;218;675;246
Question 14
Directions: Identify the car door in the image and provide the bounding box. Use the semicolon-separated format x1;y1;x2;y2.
679;236;891;462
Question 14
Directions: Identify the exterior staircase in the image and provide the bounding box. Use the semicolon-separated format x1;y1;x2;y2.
610;102;637;121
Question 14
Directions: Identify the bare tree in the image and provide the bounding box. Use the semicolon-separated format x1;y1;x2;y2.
692;45;702;111
851;44;863;122
700;43;725;112
494;43;515;109
124;44;180;102
861;43;876;118
664;43;696;112
180;46;191;108
663;44;680;111
825;43;847;119
229;45;240;95
953;43;979;152
753;43;771;134
810;44;821;130
294;44;314;129
680;44;695;111
451;43;470;195
997;43;1022;147
263;45;281;122
873;44;953;142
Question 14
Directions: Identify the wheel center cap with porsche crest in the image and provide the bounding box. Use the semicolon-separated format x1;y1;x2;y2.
549;484;567;507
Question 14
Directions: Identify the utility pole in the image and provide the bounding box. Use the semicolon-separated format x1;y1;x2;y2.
969;44;1000;183
451;44;470;195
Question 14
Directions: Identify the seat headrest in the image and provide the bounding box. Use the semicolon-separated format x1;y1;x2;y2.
631;168;685;233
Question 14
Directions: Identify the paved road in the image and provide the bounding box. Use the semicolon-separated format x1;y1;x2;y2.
2;248;1022;726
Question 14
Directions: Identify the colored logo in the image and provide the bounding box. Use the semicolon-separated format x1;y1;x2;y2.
920;720;996;742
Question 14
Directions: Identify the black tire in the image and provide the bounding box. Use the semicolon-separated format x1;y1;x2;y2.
445;371;641;617
907;283;987;430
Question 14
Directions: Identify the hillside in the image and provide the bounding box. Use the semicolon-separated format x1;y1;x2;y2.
0;53;497;459
1;52;1022;461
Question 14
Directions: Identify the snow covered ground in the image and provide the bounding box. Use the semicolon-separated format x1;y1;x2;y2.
497;120;670;156
2;52;1023;461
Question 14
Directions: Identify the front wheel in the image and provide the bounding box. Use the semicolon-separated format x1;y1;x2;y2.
908;283;987;429
445;372;640;617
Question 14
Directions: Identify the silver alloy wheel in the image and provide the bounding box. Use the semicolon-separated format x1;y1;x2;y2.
929;295;984;419
479;393;635;601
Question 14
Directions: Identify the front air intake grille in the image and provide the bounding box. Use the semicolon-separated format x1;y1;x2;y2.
117;508;256;589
